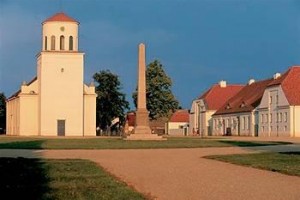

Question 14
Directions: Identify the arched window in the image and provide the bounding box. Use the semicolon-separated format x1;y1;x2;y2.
60;35;65;50
69;36;73;50
44;36;47;50
51;35;55;50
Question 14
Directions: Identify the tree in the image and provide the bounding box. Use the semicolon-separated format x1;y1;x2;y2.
93;70;129;132
0;93;6;133
133;60;180;119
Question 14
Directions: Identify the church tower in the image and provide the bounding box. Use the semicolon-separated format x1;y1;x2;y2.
36;12;95;136
6;12;96;136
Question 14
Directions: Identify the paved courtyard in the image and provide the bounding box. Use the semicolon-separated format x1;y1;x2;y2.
1;144;300;200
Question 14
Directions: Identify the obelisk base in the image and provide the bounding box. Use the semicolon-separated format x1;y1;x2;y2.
125;109;166;140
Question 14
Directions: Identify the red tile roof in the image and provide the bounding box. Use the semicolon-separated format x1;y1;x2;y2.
214;78;273;115
198;84;244;110
268;66;300;105
43;12;78;24
169;110;189;123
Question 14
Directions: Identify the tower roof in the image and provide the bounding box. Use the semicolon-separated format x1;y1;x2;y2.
43;12;78;24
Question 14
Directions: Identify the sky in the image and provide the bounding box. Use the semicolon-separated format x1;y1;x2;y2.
0;0;300;109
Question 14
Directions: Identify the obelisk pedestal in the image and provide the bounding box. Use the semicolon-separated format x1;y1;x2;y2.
125;43;165;140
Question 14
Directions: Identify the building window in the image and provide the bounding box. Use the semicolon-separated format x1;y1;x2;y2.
270;126;273;131
247;116;250;130
69;36;73;50
51;35;55;50
270;113;272;123
261;114;264;123
266;114;268;123
284;112;287;122
262;126;264;132
45;36;47;50
276;113;279;122
270;96;273;104
60;35;65;50
276;95;279;104
279;113;282;122
284;126;287;132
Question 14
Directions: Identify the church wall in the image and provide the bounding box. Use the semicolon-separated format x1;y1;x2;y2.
39;52;84;136
83;93;96;136
19;95;38;136
6;98;20;135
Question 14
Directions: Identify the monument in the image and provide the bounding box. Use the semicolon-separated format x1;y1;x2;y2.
125;43;165;140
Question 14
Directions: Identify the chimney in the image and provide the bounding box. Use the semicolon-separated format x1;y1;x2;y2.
219;80;227;88
248;79;255;85
273;73;281;80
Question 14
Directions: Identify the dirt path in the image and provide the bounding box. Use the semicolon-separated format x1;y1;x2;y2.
3;147;298;200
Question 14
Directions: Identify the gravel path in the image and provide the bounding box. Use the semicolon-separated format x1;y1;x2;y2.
2;147;299;200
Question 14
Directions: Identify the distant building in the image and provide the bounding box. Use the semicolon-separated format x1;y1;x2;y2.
189;81;243;136
212;78;272;136
6;12;96;136
257;66;300;137
166;110;189;136
212;66;300;137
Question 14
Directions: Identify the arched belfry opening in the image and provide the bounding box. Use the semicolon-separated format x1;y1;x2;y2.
69;36;73;51
45;36;48;50
60;35;65;50
51;35;55;50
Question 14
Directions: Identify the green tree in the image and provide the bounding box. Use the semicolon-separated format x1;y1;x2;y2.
133;60;180;119
93;70;129;132
0;93;6;133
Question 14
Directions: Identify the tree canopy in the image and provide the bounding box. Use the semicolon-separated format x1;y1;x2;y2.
133;60;180;119
93;70;129;131
0;93;6;132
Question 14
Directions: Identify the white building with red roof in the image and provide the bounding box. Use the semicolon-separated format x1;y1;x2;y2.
258;66;300;137
212;78;273;136
189;81;243;136
166;110;189;136
6;13;96;136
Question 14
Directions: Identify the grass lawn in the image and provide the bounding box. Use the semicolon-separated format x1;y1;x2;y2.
0;137;291;149
205;152;300;177
0;157;146;200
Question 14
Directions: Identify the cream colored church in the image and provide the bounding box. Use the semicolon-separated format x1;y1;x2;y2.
6;13;96;136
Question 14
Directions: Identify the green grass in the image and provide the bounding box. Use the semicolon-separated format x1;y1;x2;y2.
205;152;300;177
0;137;292;149
0;158;146;200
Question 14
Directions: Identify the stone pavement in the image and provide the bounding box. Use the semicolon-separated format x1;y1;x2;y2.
1;146;300;200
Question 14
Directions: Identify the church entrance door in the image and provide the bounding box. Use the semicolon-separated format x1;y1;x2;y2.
57;120;65;136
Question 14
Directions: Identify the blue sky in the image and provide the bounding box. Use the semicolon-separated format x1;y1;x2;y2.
0;0;299;109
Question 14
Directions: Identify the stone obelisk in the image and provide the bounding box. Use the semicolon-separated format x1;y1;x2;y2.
125;43;164;140
134;43;152;134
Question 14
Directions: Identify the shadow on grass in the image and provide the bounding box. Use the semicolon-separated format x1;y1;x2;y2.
280;152;300;155
0;140;45;149
219;140;292;147
0;157;51;199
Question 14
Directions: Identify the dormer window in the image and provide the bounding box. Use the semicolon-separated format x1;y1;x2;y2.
240;102;246;108
226;104;231;109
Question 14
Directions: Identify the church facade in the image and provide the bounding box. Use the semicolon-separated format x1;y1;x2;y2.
6;12;96;136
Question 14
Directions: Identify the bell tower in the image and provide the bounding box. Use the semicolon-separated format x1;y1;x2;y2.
42;12;79;52
37;12;85;136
